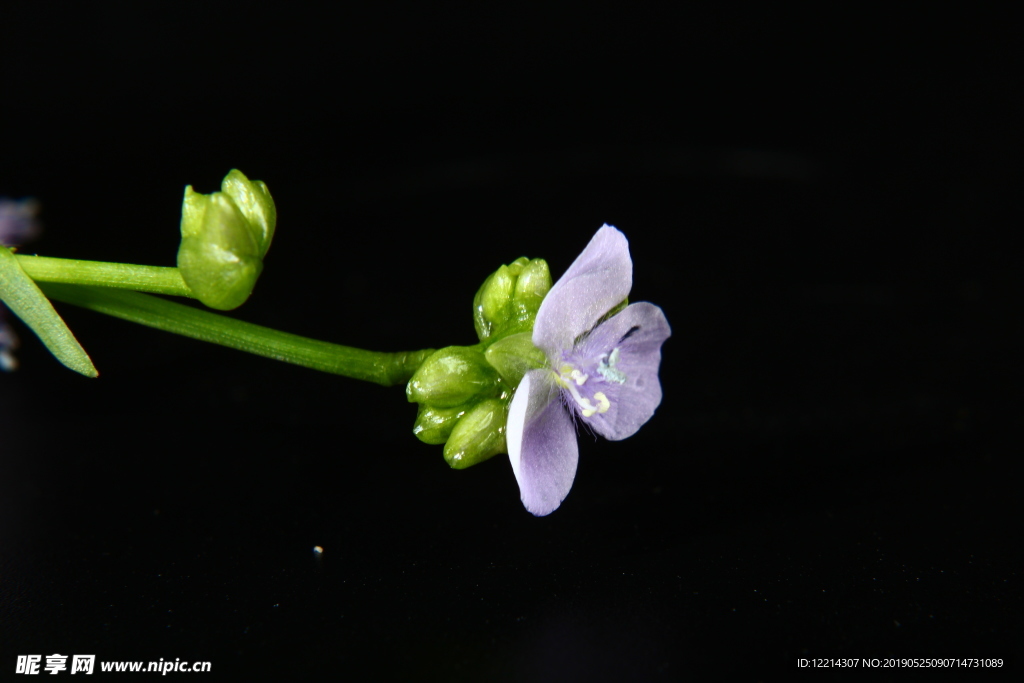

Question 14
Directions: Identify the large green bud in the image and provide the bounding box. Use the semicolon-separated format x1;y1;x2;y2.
177;169;276;311
412;403;473;445
406;346;501;408
443;398;507;469
473;257;551;341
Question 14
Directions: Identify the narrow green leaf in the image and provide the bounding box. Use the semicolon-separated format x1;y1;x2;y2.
0;245;98;377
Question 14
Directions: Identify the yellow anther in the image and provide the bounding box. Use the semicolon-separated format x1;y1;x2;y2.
558;367;612;418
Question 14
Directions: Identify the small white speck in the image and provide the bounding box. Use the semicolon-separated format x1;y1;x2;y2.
313;545;324;556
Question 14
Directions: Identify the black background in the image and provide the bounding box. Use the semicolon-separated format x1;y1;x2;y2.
2;4;1021;679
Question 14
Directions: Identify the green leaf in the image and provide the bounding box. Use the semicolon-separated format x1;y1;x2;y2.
0;245;97;377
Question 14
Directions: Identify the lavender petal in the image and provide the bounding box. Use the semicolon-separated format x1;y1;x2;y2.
533;225;632;357
507;369;579;516
576;302;671;441
0;199;41;247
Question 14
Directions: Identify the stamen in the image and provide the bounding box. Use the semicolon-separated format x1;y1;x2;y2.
597;346;627;384
557;370;611;418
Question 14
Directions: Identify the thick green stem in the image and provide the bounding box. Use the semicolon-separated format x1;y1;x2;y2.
41;283;433;386
16;254;193;297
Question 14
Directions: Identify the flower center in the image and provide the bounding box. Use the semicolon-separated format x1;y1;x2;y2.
553;345;627;418
556;365;606;416
596;347;626;384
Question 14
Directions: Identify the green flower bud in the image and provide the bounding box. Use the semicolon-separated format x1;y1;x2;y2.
220;169;276;257
412;402;472;445
177;169;276;311
512;258;551;319
506;256;530;277
482;265;515;325
472;278;491;341
406;346;499;408
484;331;547;386
472;257;551;342
443;398;507;469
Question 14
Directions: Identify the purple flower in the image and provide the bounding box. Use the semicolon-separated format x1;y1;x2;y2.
506;225;671;515
0;198;41;247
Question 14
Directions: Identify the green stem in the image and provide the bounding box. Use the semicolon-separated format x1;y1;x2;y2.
41;283;434;386
16;254;193;297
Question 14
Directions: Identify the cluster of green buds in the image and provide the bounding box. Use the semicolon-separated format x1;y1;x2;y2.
407;257;552;469
472;256;551;341
177;169;276;310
